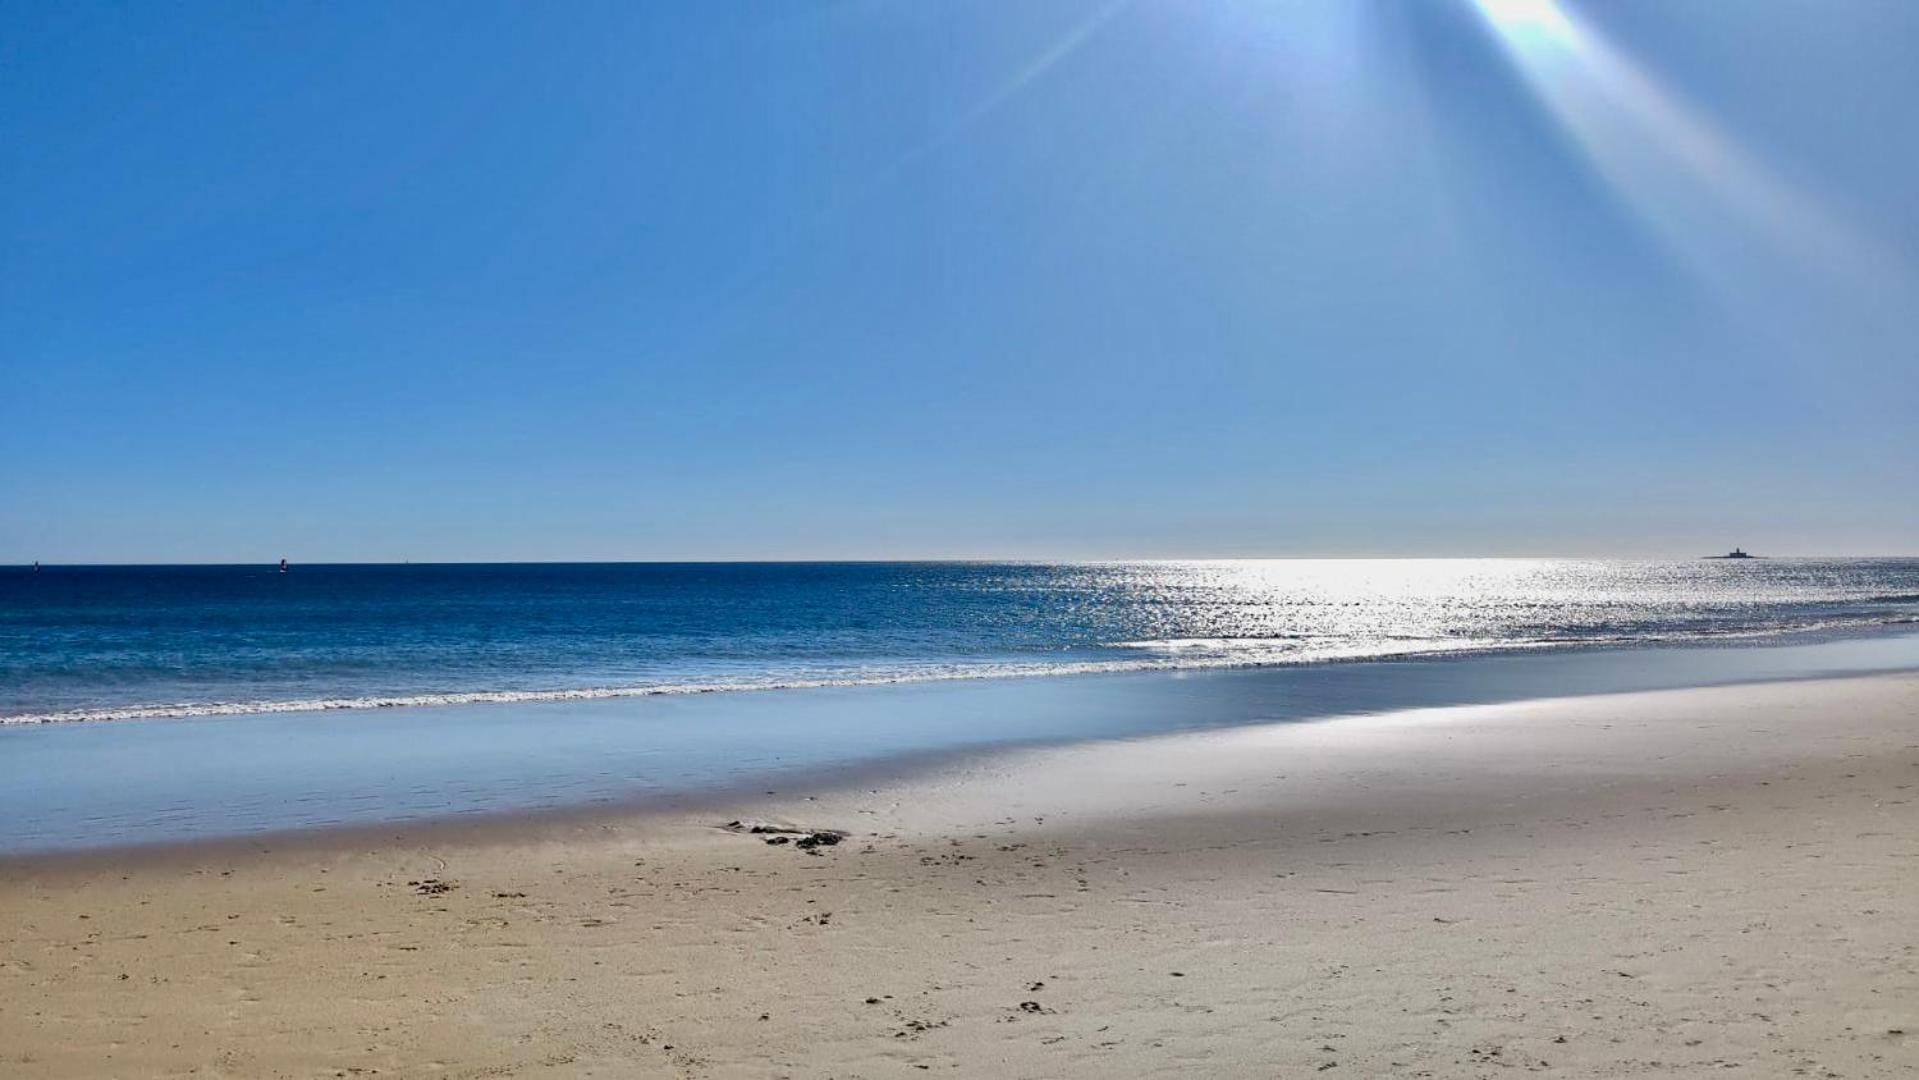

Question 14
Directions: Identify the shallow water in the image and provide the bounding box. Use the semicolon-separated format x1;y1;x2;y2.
4;629;1917;854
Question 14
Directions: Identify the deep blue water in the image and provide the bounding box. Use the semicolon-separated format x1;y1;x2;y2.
6;559;1918;724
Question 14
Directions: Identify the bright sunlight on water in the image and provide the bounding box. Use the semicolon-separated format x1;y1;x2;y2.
5;559;1915;725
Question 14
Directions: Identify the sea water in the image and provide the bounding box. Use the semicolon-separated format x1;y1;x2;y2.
4;559;1918;852
6;559;1917;725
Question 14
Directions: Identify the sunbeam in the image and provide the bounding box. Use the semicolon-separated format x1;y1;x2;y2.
1470;0;1910;301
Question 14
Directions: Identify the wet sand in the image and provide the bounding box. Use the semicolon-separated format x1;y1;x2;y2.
3;674;1917;1078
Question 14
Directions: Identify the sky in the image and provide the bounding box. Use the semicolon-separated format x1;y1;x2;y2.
3;0;1916;562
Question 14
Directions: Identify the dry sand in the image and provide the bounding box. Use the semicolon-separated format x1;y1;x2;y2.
3;674;1917;1078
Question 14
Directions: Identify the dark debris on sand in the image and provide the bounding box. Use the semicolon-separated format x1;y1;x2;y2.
721;820;848;853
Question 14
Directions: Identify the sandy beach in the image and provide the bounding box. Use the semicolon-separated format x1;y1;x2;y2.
15;1;1918;1075
3;673;1916;1078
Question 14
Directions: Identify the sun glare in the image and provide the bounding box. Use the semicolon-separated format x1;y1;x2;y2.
1467;0;1907;304
1475;0;1574;39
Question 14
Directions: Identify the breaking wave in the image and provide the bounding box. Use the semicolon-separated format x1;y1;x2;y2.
10;614;1915;725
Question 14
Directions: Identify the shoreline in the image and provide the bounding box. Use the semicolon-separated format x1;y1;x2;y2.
7;628;1919;858
4;674;1917;1076
1;659;1916;871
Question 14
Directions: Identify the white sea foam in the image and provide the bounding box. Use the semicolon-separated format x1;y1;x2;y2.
0;638;1539;725
17;613;1914;728
10;623;1877;727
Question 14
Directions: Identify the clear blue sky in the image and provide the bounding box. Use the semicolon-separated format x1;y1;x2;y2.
4;0;1916;561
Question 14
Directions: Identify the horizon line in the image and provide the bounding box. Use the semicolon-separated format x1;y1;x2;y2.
8;552;1915;568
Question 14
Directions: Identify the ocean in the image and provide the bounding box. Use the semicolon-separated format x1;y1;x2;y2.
6;558;1919;852
6;559;1918;726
